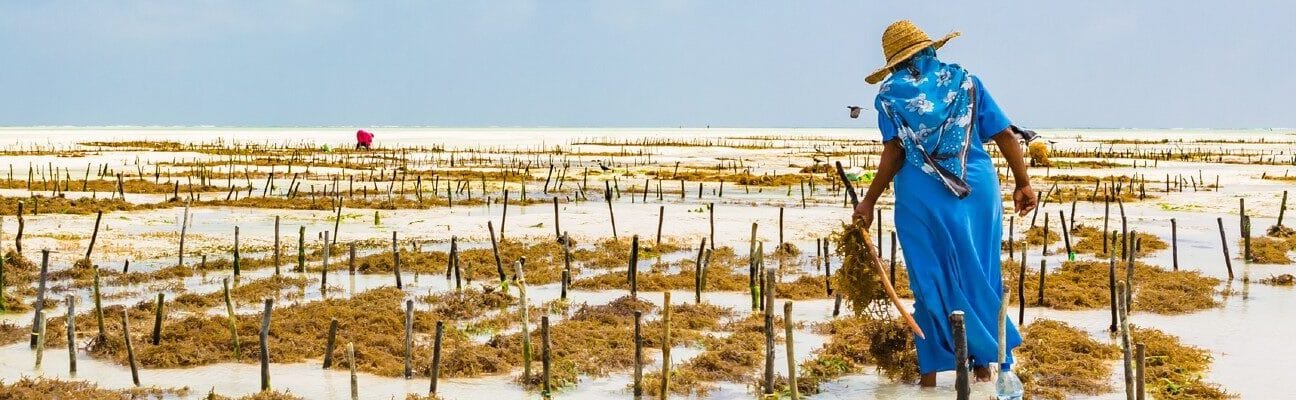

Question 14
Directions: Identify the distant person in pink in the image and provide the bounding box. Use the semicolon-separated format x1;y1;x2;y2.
355;129;374;150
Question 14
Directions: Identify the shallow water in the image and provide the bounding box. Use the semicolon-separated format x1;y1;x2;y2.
0;127;1293;399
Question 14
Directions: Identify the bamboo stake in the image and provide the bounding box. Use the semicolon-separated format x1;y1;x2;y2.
323;319;338;368
151;293;165;345
784;301;799;400
223;278;240;359
348;342;358;400
542;315;552;399
124;313;140;386
260;299;273;391
404;299;414;379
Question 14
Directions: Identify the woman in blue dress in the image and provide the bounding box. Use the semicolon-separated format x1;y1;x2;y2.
852;20;1038;387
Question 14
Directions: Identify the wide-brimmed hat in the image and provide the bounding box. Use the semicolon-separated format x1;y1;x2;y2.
865;20;960;84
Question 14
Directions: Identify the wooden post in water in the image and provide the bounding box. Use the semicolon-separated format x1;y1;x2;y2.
633;310;643;398
393;231;403;289
762;268;775;396
151;293;165;345
553;197;561;240
297;226;306;273
1037;259;1046;306
31;249;49;349
784;301;799;400
259;299;273;392
222;278;240;359
1279;190;1288;228
1018;247;1026;323
1171;218;1178;271
628;235;639;298
708;203;715;250
542;315;552;399
93;267;105;340
488;221;506;284
1216;217;1234;280
695;238;706;304
429;320;444;395
86;210;102;262
1118;282;1134;400
515;259;532;381
951;311;970;400
348;342;358;400
66;296;76;375
233;226;241;276
123;313;140;386
1108;236;1118;333
404;299;414;379
1059;210;1072;258
323;319;338;368
1135;343;1147;400
660;292;672;399
656;205;665;248
1042;213;1051;256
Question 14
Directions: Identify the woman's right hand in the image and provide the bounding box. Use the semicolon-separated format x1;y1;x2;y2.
852;199;876;227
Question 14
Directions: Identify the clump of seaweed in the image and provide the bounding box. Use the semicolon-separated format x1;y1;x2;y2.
1028;141;1052;167
1002;225;1059;251
831;222;891;318
0;377;191;399
1132;326;1232;399
419;286;515;320
1242;236;1292;264
1258;274;1294;286
1267;224;1295;238
1069;224;1168;258
206;390;305;400
0;321;27;345
1015;319;1120;400
1003;259;1220;314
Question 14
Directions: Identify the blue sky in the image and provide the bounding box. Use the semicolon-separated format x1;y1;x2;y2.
1;1;1291;128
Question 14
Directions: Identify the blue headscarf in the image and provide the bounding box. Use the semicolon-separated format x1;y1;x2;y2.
875;48;978;199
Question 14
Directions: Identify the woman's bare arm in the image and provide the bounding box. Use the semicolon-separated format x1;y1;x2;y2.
991;129;1037;216
852;139;904;226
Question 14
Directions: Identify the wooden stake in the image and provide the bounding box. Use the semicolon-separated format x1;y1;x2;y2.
784;301;799;400
31;249;49;349
515;259;532;381
429;320;444;395
223;278;240;359
260;299;273;392
151;293;165;345
1171;218;1178;271
542;314;552;399
633;310;643;398
93;267;105;340
85;210;102;262
348;342;358;400
66;296;77;375
951;311;970;400
660;292;672;399
124;313;140;386
762;268;775;395
323;319;338;368
1216;217;1234;280
393;231;403;289
404;299;414;379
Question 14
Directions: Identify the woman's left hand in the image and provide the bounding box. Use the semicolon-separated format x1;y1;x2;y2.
1013;185;1037;217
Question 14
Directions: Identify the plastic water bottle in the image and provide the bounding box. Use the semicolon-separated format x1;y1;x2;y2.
996;365;1024;400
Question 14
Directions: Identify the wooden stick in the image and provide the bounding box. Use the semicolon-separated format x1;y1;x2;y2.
348;342;358;400
31;249;49;349
660;292;672;399
515;259;532;381
835;162;923;338
695;238;706;304
1216;217;1234;280
297;226;306;273
404;299;414;379
1135;342;1146;400
629;235;639;298
951;311;970;400
1118;282;1134;400
66;296;77;374
124;313;140;386
393;231;403;289
151;293;165;345
1171;218;1178;271
233;226;241;276
542;314;552;399
633;310;643;398
762;268;775;395
93;267;105;340
488;221;506;284
273;216;281;275
223;278;240;359
429;320;445;394
260;299;273;392
323;319;338;368
656;205;664;247
784;301;799;400
86;210;102;261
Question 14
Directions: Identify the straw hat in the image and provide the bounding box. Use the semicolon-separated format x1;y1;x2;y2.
865;20;960;84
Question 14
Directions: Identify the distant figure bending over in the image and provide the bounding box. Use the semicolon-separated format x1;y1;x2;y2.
356;129;374;150
854;20;1037;387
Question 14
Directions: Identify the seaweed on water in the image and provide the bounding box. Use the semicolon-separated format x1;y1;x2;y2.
1132;325;1232;399
1258;274;1294;286
1242;236;1292;264
1002;259;1220;314
0;377;191;400
1015;319;1120;400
